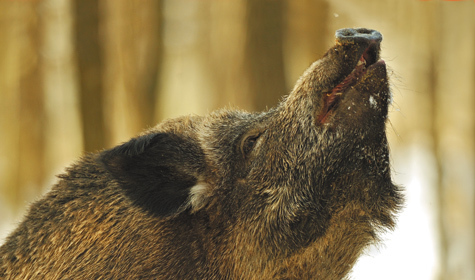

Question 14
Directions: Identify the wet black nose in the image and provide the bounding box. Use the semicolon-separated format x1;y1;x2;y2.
335;28;382;45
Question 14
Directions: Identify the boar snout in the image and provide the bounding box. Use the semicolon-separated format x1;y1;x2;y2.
287;28;389;127
335;28;382;45
336;28;382;67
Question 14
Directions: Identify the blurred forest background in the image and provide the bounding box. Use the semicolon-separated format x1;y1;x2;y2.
0;0;474;279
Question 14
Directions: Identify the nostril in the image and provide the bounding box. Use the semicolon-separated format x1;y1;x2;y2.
335;28;382;44
340;29;356;37
354;28;374;35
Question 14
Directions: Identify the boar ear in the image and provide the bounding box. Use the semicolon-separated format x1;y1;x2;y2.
99;132;209;216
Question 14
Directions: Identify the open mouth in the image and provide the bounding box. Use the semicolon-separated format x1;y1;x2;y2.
317;43;384;124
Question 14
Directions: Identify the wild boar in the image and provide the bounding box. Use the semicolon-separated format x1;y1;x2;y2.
0;28;402;280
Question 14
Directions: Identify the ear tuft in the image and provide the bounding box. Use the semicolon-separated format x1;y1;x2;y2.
188;181;211;212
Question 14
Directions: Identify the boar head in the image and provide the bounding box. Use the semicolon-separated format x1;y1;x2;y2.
101;28;402;279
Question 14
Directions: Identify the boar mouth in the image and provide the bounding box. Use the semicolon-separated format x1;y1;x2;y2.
317;43;383;124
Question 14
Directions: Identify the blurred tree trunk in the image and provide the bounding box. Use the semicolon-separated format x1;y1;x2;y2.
283;0;329;86
40;0;83;174
427;6;446;280
425;4;446;279
245;0;287;111
209;0;325;112
0;3;19;216
102;0;163;144
209;0;288;112
18;3;45;201
73;0;106;152
435;3;475;279
156;1;216;120
208;2;250;110
0;3;45;213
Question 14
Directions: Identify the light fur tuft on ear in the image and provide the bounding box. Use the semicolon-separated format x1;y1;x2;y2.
188;181;211;212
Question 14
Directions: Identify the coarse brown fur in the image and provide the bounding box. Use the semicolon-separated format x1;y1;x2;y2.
0;28;402;279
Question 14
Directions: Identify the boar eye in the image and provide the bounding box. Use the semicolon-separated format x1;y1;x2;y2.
241;134;261;156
